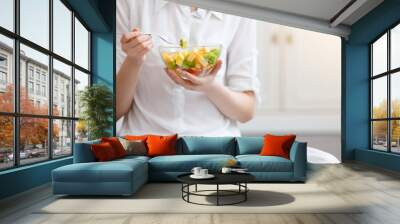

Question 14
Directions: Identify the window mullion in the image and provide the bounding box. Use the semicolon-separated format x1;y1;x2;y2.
71;11;76;155
48;0;54;160
388;30;391;152
13;0;20;167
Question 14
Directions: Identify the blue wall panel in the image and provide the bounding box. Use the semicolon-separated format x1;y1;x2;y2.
0;158;72;199
343;0;400;171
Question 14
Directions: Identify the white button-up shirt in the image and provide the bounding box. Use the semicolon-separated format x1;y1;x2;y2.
116;0;259;137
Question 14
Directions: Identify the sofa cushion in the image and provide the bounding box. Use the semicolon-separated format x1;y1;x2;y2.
236;155;293;172
260;134;296;159
53;158;147;183
146;134;177;157
101;137;127;158
236;137;263;155
118;138;147;156
91;142;118;161
179;136;236;155
149;154;235;172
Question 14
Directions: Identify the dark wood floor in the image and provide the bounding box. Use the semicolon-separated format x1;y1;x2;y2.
0;162;400;224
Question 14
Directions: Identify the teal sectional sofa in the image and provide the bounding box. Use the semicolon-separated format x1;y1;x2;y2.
52;136;307;196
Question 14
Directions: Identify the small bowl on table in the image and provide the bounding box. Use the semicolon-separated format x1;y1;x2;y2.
159;45;222;77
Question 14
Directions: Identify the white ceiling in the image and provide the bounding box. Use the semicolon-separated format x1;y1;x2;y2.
169;0;384;37
225;0;352;22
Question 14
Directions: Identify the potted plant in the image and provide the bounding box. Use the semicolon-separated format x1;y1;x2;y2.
79;84;113;140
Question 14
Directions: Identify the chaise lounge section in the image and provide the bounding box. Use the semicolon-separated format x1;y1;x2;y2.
52;136;307;196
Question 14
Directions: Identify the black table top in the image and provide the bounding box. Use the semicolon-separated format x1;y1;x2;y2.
177;172;255;185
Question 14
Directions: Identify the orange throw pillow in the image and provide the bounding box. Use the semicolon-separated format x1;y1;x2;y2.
146;134;177;157
101;137;127;158
91;142;117;162
260;134;296;159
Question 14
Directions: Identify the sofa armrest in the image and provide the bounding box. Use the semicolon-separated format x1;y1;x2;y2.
73;140;100;163
289;141;307;181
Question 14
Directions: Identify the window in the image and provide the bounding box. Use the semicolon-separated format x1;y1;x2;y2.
53;0;72;60
0;71;7;83
0;54;7;67
371;23;400;154
20;0;49;49
0;0;91;170
35;84;40;95
53;59;72;117
28;67;34;80
75;18;90;70
42;85;46;97
0;53;8;89
28;81;34;94
35;70;40;81
0;0;14;32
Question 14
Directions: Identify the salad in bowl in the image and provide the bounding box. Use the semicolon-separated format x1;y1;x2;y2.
159;38;222;77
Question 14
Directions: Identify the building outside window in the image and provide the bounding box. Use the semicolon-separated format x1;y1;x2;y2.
371;23;400;154
0;0;91;170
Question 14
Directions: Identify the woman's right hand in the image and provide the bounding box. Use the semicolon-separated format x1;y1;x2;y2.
121;28;153;66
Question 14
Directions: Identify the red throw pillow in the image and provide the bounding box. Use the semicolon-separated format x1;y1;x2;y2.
91;142;117;162
101;137;127;158
146;134;177;157
260;134;296;159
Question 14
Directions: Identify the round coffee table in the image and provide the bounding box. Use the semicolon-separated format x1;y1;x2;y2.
177;173;255;206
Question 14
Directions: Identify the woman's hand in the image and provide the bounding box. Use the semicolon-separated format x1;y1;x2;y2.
117;28;153;119
121;28;153;66
165;60;222;92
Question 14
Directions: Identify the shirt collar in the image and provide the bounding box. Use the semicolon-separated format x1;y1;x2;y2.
155;0;223;21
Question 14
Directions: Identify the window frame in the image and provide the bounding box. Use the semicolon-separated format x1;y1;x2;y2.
0;0;92;171
370;20;400;154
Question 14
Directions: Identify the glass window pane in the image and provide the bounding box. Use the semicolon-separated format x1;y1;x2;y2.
53;0;72;60
53;119;72;157
0;35;14;112
74;69;89;118
372;77;387;119
75;18;89;70
391;72;400;118
53;59;72;117
20;0;49;49
0;0;14;31
75;120;88;143
392;24;400;70
372;33;387;76
20;44;49;115
20;117;49;165
391;120;400;153
0;116;14;170
372;121;388;151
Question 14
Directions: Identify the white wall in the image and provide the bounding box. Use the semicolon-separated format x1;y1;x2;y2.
239;21;342;160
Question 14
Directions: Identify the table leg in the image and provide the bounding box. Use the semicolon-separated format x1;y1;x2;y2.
187;184;190;202
217;184;219;206
245;183;247;201
195;184;198;192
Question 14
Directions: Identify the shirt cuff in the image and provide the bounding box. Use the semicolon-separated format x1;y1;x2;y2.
227;74;261;105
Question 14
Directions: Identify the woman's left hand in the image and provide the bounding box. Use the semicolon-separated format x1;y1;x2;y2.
165;60;222;92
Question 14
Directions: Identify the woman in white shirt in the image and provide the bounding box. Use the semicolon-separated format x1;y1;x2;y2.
116;0;259;137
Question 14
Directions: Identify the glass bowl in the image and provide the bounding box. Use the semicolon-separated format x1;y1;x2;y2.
159;45;222;77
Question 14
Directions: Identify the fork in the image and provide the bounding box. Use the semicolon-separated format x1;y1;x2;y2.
143;33;176;45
